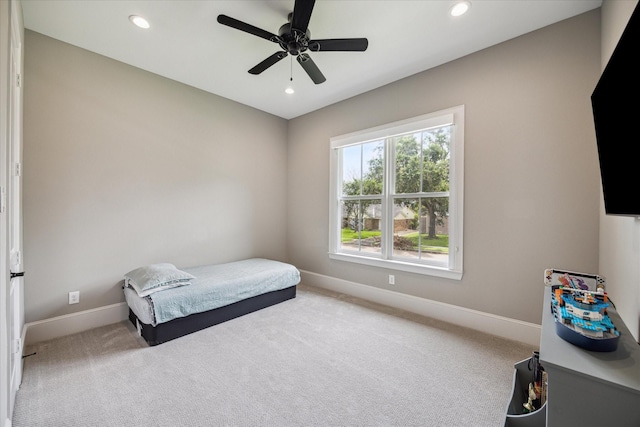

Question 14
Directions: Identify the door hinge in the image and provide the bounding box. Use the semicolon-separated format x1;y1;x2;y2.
10;271;24;280
15;162;21;177
16;74;21;88
0;186;5;213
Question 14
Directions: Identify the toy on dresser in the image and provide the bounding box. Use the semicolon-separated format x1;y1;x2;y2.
544;268;620;352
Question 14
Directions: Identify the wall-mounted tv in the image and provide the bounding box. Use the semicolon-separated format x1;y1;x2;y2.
591;2;640;216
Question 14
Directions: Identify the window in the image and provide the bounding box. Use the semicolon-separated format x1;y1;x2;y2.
329;106;464;280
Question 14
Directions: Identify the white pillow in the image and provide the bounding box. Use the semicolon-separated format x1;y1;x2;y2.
124;263;195;297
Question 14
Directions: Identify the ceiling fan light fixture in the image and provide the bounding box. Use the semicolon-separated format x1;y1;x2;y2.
285;87;295;95
129;15;150;29
450;1;471;17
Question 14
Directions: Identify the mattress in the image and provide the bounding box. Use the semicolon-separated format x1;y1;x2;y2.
124;258;300;326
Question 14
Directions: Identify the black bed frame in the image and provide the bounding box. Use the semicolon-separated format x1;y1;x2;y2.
128;286;296;346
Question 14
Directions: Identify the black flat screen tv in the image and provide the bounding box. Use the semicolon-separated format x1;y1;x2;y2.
591;2;640;216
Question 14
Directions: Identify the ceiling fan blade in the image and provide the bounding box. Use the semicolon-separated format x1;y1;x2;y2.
309;38;369;52
291;0;315;32
249;51;288;75
297;53;326;84
217;14;279;42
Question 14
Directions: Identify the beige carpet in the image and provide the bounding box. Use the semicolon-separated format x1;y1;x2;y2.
13;284;535;426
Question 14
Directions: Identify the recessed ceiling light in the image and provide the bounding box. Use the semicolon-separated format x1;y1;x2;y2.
450;1;471;17
129;15;150;29
285;87;295;95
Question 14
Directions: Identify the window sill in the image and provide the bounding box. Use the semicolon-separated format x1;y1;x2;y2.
328;252;463;280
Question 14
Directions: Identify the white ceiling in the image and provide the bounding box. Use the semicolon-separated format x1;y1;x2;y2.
21;0;602;120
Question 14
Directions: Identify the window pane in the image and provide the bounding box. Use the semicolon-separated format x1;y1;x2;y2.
340;199;382;255
362;140;384;195
393;197;449;265
421;126;451;192
392;198;420;257
419;196;449;251
341;145;361;196
341;141;383;196
394;133;421;194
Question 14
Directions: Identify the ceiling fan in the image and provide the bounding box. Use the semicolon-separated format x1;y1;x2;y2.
217;0;368;84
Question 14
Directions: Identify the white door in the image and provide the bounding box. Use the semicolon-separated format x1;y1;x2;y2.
8;0;24;417
1;1;23;423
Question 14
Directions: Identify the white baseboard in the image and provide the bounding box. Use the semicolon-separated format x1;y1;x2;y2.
24;302;129;346
23;273;542;348
300;270;541;348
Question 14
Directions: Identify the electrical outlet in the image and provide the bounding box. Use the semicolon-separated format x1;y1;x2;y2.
389;275;395;285
68;291;80;305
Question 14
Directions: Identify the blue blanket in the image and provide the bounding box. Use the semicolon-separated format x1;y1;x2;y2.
149;258;300;325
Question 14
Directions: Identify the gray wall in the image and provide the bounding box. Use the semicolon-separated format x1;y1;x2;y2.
23;31;288;323
24;10;604;329
598;0;640;341
287;10;602;325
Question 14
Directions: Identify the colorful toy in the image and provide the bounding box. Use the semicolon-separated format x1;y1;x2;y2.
550;285;620;352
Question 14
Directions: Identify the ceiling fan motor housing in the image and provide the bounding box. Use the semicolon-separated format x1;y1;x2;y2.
278;23;310;56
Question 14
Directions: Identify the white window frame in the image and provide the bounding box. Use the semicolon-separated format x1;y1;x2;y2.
328;105;464;280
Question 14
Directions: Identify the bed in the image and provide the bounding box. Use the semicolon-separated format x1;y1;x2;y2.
123;258;300;346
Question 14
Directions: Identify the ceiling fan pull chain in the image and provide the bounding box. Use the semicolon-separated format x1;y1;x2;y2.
290;55;293;81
